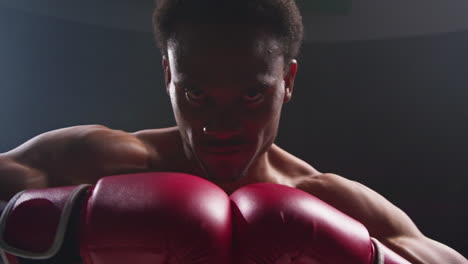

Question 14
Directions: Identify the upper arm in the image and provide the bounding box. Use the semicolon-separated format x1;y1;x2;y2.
0;153;47;200
2;125;151;187
297;173;467;264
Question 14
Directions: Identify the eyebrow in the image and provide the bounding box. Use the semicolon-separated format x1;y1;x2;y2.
259;79;277;86
258;74;279;84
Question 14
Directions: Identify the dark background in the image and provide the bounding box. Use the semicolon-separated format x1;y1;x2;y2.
0;2;467;256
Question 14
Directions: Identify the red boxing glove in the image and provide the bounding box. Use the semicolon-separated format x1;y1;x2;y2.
1;173;411;264
0;185;88;264
230;183;411;264
80;173;232;264
0;173;232;264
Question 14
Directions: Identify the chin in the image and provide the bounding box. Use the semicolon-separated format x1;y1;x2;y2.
195;153;254;183
188;139;262;182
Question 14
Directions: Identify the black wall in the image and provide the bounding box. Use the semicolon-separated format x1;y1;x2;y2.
1;7;467;255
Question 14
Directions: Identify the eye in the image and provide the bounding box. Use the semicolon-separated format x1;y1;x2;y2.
185;88;206;101
243;88;264;102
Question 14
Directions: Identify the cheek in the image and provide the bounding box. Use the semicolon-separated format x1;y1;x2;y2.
169;87;190;131
168;86;180;115
170;87;193;123
244;95;283;138
170;88;204;142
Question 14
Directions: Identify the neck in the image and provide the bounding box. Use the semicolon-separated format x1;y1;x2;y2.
177;134;280;194
208;146;279;195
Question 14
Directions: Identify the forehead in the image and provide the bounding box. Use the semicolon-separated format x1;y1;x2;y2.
170;23;281;54
167;24;284;84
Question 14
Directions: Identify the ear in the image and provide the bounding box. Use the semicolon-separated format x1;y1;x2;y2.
283;59;298;103
162;56;172;95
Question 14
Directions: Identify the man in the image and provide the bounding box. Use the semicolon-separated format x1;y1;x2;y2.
0;0;466;263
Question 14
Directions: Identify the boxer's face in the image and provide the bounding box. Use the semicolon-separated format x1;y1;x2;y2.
164;24;296;182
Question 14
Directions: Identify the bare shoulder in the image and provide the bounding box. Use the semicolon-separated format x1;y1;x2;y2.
5;125;106;157
11;125;147;163
4;125;153;186
295;173;467;264
269;144;321;182
296;173;423;240
0;125;184;198
269;146;420;240
132;126;182;154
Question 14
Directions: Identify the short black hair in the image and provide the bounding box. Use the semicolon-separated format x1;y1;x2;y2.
153;0;304;63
